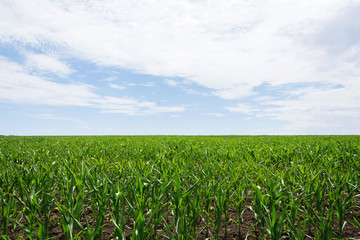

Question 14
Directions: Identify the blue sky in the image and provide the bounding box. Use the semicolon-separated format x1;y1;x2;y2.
1;0;359;135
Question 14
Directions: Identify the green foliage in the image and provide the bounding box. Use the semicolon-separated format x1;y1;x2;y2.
0;135;359;239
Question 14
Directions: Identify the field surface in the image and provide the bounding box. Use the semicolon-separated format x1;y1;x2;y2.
0;135;359;239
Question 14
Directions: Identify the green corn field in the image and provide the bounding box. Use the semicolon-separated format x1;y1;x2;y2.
0;135;359;239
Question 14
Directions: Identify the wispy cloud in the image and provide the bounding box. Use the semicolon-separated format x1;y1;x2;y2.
164;79;210;96
110;82;155;88
226;82;360;133
0;56;95;106
140;82;155;87
93;96;185;116
124;82;155;87
226;103;260;115
164;79;179;87
104;76;117;82
260;86;360;133
1;0;360;133
109;83;126;90
25;53;73;77
213;85;255;100
183;88;210;97
1;0;355;95
0;56;185;116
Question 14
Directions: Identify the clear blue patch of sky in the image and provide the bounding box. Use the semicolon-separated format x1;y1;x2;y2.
0;43;23;61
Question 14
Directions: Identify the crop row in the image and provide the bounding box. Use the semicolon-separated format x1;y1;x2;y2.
0;136;359;239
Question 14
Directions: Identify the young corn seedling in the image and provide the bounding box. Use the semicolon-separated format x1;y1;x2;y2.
146;179;173;239
251;183;269;239
230;172;250;240
201;179;214;239
82;169;110;240
305;203;335;240
55;163;87;240
299;171;335;239
300;170;326;236
353;216;360;231
166;172;202;239
284;190;307;240
213;181;231;240
0;171;18;237
111;179;131;240
15;174;43;239
263;180;286;240
127;177;150;240
31;163;57;239
168;173;187;239
331;175;358;237
185;181;202;237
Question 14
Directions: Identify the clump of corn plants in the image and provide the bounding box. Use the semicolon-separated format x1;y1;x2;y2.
0;135;359;239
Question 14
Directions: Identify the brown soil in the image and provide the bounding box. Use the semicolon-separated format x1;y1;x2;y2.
5;199;360;240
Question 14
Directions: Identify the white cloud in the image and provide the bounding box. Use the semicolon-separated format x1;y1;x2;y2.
164;79;179;87
1;0;354;93
164;79;210;96
114;82;155;88
125;82;155;87
0;56;95;106
104;76;117;82
226;82;360;134
97;97;186;115
109;83;126;90
213;84;255;100
140;82;155;87
261;85;360;133
183;88;210;97
226;103;260;115
1;0;360;132
25;53;73;77
0;56;185;116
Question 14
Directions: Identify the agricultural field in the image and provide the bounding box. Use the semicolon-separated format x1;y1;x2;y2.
0;135;359;240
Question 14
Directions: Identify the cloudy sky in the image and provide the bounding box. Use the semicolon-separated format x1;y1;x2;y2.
1;0;359;135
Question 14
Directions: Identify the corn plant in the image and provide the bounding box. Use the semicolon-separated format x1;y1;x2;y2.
146;179;172;239
251;184;269;239
212;180;231;239
353;216;360;231
127;177;150;240
184;175;203;237
0;170;18;237
111;179;130;240
284;194;307;240
55;162;88;240
331;174;358;237
0;135;359;239
15;165;56;240
230;171;250;239
201;178;214;239
82;166;110;240
263;178;286;240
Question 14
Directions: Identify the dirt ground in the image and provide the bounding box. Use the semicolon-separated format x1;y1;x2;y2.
7;199;360;240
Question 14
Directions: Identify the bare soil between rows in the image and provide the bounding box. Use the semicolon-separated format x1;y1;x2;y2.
5;199;360;239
